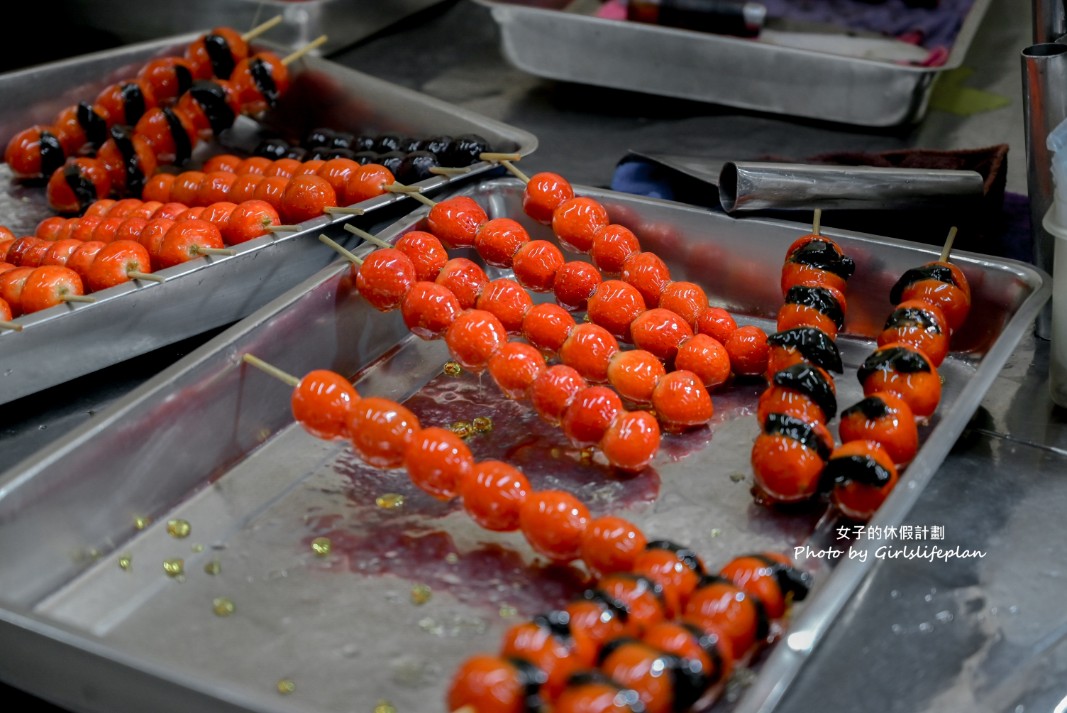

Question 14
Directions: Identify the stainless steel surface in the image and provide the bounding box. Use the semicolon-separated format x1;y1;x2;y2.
0;33;537;408
1021;41;1067;339
475;0;993;127
0;178;1048;713
717;161;986;213
51;0;449;56
1033;0;1067;43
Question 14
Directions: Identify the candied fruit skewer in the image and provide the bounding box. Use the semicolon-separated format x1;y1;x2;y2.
323;232;712;439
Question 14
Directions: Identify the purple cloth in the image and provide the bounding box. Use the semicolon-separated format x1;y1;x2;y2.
761;0;977;50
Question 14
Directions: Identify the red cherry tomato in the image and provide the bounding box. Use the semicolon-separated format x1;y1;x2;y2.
447;655;539;713
553;261;601;312
630;308;694;362
156;218;225;268
696;306;737;344
94;79;156;128
658;281;708;329
651;370;713;432
291;369;359;440
474;217;530;267
197;171;238;205
521;302;576;355
561;385;624;447
724;324;770;378
404;426;473;501
185;27;249;80
606;349;666;405
344;163;394;203
444;309;508;371
401;280;462;339
523;171;574;224
890;261;971;334
590;223;640;276
838;391;919;467
600;410;661;472
684;578;766;658
19;265;87;314
457;459;530;531
355;248;416;312
512;239;565;292
65;241;107;282
720;552;812;620
675;333;731;389
529;364;587;425
825;440;900;521
231;51;291;116
347;396;420;468
96;127;157;198
552;196;609;253
475;278;533;334
278;174;336;223
175;79;241;139
858;343;941;420
138;219;175;265
392;231;447;283
435;257;488;310
558;323;620;383
138;56;194;104
586;279;646;341
141;173;175;203
134;106;199;165
519;490;590;563
632;541;706;619
47;158;112;215
426;196;488;248
579;515;648;577
487;341;547;399
500;613;595;700
621;252;671;308
5;125;66;179
751;413;831;505
86;240;153;291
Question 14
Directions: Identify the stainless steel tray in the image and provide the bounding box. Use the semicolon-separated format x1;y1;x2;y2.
0;33;537;408
475;0;992;127
52;0;450;56
0;178;1047;713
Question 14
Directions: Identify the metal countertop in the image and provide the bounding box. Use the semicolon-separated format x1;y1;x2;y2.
3;0;1065;711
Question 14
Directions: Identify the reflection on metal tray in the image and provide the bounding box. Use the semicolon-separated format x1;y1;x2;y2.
0;178;1047;713
0;33;536;408
53;0;449;56
475;0;993;127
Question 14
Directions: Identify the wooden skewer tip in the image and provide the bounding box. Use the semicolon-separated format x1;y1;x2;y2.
281;35;328;66
242;353;300;388
128;271;166;283
63;295;97;304
318;234;363;265
241;14;284;42
198;247;237;257
325;206;365;216
939;226;959;263
480;152;523;162
428;166;473;176
0;321;23;332
498;159;530;184
384;183;437;207
812;208;822;236
267;224;302;232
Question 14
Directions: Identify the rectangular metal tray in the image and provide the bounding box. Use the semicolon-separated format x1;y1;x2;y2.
0;178;1047;713
52;0;450;56
475;0;992;127
0;33;537;409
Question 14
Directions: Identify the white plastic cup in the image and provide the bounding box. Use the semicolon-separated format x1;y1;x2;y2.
1042;205;1067;406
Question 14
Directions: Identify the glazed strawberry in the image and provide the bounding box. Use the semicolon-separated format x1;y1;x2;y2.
347;396;420;468
512;239;565;292
658;281;708;329
675;333;731;389
519;490;590;563
475;278;533;333
487;342;547;399
521;302;576;354
725;325;770;377
599;410;661;472
435;257;488;310
529;364;587;425
444;309;508;371
457;460;530;531
561;385;624;447
652;370;713;432
587;279;646;341
590;223;640;276
474;217;530;267
630;308;694;362
355;247;416;312
523;171;574;224
621;252;671;308
553;261;601;312
606;349;666;404
558;323;620;383
291;368;358;441
426;195;488;248
400;281;461;339
552;196;609;253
